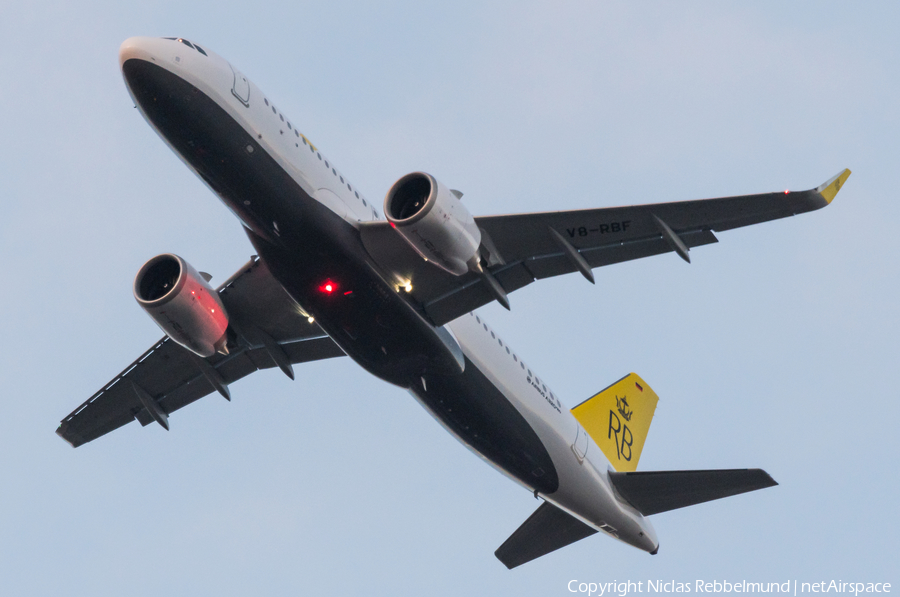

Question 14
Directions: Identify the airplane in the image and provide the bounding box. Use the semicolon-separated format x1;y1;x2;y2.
56;36;850;568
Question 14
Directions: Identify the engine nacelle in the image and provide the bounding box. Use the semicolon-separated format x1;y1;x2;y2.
384;172;481;275
134;254;229;357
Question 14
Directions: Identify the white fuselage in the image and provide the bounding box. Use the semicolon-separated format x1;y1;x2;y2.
119;36;658;553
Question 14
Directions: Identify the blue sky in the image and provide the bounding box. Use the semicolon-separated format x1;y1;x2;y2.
1;2;897;595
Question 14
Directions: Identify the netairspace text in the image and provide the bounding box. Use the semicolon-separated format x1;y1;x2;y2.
566;581;892;597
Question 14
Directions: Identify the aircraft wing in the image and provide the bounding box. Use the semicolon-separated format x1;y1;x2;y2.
57;257;345;447
360;169;850;326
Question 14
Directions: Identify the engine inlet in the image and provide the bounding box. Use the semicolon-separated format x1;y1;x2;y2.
136;255;182;302
387;173;433;221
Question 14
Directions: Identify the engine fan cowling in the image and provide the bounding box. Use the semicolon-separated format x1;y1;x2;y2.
384;172;481;276
133;254;229;357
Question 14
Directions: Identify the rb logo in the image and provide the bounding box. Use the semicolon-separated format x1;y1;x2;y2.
608;410;633;461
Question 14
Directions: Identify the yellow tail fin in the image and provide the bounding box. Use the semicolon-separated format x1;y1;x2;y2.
571;373;659;472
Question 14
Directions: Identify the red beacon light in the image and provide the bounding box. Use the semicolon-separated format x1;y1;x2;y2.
319;280;338;294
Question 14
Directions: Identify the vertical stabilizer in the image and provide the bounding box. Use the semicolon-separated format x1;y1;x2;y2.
571;373;659;472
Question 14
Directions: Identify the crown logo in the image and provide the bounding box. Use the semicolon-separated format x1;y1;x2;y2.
616;396;633;421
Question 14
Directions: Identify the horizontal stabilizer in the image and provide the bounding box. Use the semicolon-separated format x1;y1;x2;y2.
495;502;597;569
608;468;777;516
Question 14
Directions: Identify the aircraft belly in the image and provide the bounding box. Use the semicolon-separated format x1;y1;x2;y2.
247;227;468;386
408;355;560;495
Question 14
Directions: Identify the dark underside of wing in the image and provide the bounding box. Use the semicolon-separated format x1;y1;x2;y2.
57;258;345;447
360;175;846;326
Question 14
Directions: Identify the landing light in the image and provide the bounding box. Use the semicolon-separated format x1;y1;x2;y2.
405;283;413;292
307;316;315;323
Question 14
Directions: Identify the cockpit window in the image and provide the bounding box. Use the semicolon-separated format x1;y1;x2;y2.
162;38;207;56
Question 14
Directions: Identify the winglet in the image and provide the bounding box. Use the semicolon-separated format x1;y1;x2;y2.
815;168;851;204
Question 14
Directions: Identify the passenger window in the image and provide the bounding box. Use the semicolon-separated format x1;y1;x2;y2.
332;168;336;175
506;347;510;354
287;122;292;130
279;114;284;122
347;183;352;191
498;339;503;346
354;191;359;198
272;106;277;114
317;153;322;160
325;160;329;167
340;176;344;183
476;316;480;323
265;98;269;106
490;331;495;339
483;324;488;331
362;198;367;206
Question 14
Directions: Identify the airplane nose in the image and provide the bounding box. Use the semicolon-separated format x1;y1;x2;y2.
119;37;164;70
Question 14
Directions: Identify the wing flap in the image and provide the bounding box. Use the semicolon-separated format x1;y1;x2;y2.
495;501;598;569
608;468;778;516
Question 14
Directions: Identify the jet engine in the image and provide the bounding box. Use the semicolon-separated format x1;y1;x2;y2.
133;254;229;357
384;172;481;275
